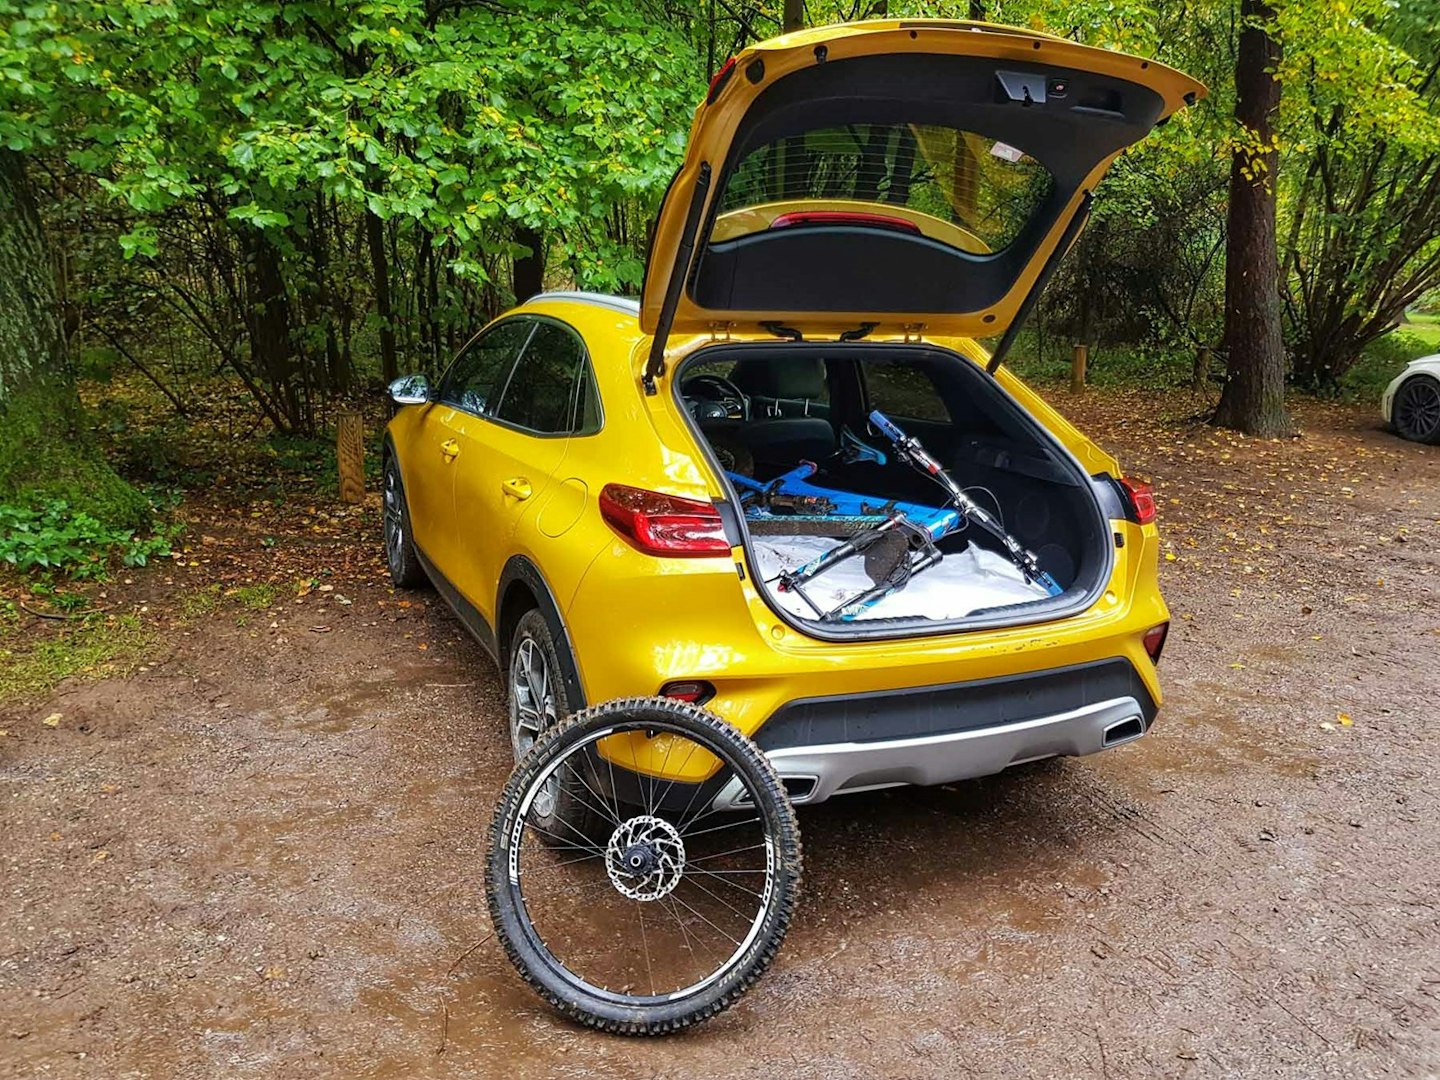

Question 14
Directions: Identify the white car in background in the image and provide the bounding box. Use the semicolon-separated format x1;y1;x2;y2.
1383;354;1440;444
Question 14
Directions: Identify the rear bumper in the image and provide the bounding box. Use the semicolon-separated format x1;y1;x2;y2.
712;657;1157;807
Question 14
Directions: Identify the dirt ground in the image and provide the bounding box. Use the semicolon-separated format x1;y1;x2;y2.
3;388;1438;1079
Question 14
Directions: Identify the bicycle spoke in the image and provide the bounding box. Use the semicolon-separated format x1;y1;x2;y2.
678;870;755;923
682;815;763;841
687;842;769;863
686;864;766;898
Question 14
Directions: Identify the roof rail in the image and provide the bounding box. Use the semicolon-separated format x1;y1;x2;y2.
526;291;640;317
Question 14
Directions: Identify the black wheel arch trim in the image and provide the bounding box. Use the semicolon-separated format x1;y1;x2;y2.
496;556;587;710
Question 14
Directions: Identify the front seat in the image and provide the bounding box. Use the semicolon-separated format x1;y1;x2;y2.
730;356;828;418
704;357;836;475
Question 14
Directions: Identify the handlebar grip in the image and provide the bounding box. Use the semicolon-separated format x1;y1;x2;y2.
868;409;905;442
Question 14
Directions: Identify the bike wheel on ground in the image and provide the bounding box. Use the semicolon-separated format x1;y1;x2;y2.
486;696;802;1035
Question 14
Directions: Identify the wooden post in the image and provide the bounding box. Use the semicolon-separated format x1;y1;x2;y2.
1071;343;1088;392
337;411;365;504
1192;345;1212;389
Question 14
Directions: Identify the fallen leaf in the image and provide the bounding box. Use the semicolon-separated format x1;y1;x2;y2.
41;713;62;728
1337;713;1353;727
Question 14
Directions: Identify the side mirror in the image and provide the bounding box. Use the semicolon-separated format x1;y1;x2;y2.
389;374;432;406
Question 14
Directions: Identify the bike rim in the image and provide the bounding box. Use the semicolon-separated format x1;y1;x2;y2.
504;721;777;1006
510;636;560;819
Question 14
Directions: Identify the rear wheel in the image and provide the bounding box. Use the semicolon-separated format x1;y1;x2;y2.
507;609;607;843
487;697;801;1034
1394;375;1440;444
382;454;426;588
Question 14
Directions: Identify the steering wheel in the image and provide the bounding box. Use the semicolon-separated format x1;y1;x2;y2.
681;373;749;421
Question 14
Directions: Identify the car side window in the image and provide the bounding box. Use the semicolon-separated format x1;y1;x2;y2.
494;320;598;435
438;319;535;416
864;363;952;423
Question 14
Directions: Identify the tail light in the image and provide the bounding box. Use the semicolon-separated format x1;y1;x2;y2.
599;484;731;557
660;680;716;706
1143;622;1169;665
1119;477;1157;525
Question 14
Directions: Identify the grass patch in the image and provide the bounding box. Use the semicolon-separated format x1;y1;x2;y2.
230;583;277;611
0;613;151;702
179;583;222;619
1400;313;1440;348
178;582;277;620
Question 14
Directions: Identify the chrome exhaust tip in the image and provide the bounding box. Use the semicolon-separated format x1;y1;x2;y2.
1101;715;1146;747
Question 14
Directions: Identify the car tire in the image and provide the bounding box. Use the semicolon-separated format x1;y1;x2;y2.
382;453;427;588
1393;375;1440;444
507;609;608;844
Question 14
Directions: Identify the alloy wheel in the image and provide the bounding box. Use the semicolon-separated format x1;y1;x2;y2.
510;635;561;818
383;465;406;572
1397;378;1440;442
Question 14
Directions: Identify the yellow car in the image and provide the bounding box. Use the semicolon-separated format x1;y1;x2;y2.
384;20;1201;830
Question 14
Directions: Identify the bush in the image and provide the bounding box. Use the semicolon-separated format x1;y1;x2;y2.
1340;330;1434;400
0;499;175;579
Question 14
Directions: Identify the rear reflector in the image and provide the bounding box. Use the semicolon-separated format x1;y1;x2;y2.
599;484;731;557
1119;477;1157;525
770;210;923;235
1143;622;1169;664
660;680;716;705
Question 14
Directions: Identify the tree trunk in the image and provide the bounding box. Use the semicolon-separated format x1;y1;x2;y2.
511;225;546;303
365;207;399;384
0;151;146;526
1212;0;1292;436
239;228;305;431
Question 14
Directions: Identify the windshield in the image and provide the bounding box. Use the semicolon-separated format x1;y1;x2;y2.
713;122;1055;254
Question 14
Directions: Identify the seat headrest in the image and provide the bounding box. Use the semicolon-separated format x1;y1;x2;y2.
730;358;827;401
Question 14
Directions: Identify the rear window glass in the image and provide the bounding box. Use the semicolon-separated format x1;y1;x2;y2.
714;124;1053;254
494;321;591;435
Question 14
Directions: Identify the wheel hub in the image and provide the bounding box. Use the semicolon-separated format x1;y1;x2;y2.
605;815;685;901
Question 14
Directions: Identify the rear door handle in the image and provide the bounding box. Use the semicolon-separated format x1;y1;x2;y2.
440;439;460;460
502;477;533;501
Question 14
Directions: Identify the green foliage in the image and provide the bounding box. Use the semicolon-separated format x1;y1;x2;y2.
1340;329;1436;399
2;0;1439;421
0;499;174;579
0;0;696;280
